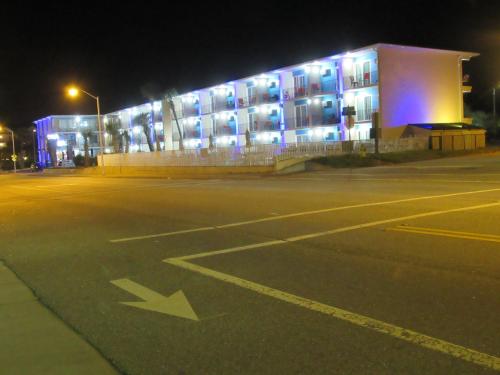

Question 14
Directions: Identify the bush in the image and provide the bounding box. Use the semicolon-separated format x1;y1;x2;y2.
73;155;97;167
73;154;85;166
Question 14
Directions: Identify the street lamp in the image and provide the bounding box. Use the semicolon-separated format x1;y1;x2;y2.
67;86;105;174
493;83;500;137
0;125;16;173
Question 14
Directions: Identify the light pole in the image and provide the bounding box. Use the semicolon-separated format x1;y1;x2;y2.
494;87;497;138
491;82;500;138
67;87;105;175
0;125;16;173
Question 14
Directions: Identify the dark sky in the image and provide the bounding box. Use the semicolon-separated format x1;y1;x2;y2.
1;0;499;129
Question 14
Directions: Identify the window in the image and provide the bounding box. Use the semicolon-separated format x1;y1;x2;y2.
294;75;305;88
210;95;216;112
295;104;308;128
355;95;372;121
212;118;217;135
323;101;333;108
247;86;256;105
322;69;332;77
363;61;371;84
249;113;257;132
294;75;306;97
355;63;363;85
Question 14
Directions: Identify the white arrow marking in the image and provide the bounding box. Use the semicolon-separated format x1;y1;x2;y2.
110;278;199;321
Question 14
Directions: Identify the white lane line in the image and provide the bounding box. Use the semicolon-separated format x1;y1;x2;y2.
175;240;287;261
164;258;500;371
171;201;500;261
110;227;215;243
350;178;500;184
110;187;500;243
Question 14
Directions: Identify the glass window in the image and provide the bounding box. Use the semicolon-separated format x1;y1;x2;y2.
295;105;308;128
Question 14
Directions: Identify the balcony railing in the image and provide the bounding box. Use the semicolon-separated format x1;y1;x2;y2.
239;120;281;133
311;114;341;126
215;124;237;136
343;71;378;90
282;83;338;101
237;93;280;108
182;106;199;117
182;127;201;139
200;102;235;114
285;114;340;129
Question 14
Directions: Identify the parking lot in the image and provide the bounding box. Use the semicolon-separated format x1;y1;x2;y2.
1;153;500;374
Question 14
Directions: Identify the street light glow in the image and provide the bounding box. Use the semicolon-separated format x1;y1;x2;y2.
68;87;79;97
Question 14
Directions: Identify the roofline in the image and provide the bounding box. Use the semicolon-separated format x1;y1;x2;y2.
33;114;99;123
373;43;479;59
174;43;479;96
33;43;481;121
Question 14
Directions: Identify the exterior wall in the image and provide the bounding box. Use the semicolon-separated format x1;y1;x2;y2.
378;45;465;138
35;44;479;158
34;115;102;166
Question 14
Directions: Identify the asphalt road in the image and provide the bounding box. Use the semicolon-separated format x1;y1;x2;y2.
1;153;500;374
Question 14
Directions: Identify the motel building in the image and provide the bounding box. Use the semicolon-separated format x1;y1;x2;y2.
35;43;482;167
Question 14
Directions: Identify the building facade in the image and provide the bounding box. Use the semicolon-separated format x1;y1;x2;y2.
35;43;478;166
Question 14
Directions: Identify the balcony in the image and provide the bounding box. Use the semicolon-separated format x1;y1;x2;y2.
282;83;338;101
311;114;341;126
238;93;280;108
343;70;378;90
216;124;237;136
182;106;199;118
183;128;201;139
462;74;472;93
200;101;235;114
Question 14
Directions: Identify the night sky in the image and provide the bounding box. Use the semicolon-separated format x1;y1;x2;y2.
1;0;499;130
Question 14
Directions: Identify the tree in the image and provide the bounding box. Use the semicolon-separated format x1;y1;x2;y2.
81;129;93;166
166;89;184;151
208;134;214;150
134;112;154;152
464;103;498;139
245;129;252;148
122;130;130;153
151;104;162;152
105;117;122;153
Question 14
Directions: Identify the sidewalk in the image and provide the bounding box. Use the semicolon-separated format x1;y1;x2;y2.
0;261;118;375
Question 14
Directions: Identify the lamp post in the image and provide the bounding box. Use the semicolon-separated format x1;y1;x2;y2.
67;87;105;175
494;87;497;138
0;125;16;173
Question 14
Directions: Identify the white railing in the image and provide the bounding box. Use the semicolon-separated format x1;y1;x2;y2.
100;138;429;168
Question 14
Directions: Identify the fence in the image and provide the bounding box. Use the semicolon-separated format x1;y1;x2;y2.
101;137;429;168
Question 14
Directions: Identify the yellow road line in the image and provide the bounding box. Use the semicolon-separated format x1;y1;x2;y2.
172;202;500;261
164;257;500;371
110;187;500;243
388;226;500;243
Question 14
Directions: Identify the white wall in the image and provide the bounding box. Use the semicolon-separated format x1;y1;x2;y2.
378;45;468;138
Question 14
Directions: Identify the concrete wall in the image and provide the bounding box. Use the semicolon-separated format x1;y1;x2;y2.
378;45;466;139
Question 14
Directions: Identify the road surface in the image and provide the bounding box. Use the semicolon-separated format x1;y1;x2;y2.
1;154;500;374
